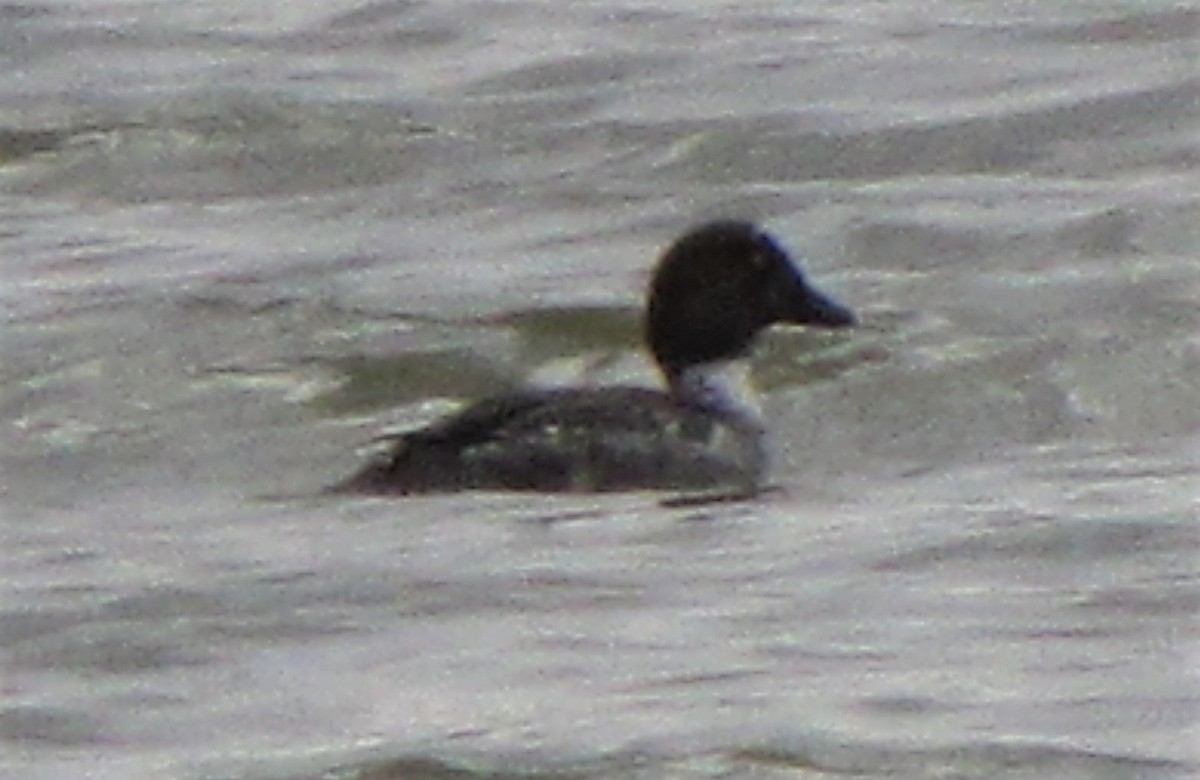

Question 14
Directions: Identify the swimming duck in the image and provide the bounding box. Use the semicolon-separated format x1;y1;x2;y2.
338;220;854;494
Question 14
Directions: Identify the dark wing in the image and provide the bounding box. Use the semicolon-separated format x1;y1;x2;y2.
338;387;755;494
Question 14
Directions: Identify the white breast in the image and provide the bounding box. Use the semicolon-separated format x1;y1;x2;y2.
671;359;768;483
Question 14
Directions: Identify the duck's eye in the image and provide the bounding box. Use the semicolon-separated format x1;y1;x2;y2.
749;248;779;278
751;234;787;267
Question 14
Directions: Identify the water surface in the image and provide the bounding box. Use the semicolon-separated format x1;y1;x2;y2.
2;1;1198;779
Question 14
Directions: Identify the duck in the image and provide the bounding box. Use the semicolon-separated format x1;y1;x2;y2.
336;220;854;495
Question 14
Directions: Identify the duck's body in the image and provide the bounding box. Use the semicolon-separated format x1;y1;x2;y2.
338;220;854;495
343;382;762;493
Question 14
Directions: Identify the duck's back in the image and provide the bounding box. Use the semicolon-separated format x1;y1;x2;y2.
339;386;761;494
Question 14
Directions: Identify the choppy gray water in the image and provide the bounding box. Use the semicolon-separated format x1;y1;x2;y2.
3;1;1198;779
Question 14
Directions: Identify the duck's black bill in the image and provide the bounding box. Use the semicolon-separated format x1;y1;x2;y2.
787;283;857;329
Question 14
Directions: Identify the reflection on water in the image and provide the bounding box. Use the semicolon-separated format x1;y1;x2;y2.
1;0;1197;778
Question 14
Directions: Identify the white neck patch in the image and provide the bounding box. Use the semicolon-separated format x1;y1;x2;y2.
672;359;765;429
671;359;770;486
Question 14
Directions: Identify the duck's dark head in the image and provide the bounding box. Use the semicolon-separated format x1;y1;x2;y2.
645;220;855;380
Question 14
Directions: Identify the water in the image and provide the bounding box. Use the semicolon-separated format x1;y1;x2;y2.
2;1;1198;778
